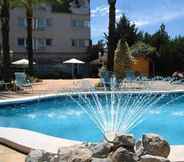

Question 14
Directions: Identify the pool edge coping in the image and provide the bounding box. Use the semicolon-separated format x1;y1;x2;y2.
1;89;184;106
0;127;82;154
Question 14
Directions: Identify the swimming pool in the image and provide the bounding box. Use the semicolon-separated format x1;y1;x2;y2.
0;92;184;144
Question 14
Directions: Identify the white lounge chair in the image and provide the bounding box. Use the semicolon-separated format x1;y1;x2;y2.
15;72;32;91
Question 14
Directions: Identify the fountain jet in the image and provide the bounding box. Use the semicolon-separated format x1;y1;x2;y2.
69;74;184;141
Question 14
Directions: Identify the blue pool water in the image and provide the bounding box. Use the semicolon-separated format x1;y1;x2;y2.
0;93;184;144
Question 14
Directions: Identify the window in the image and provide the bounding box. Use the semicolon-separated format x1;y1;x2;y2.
36;18;47;30
18;17;52;30
78;21;84;28
84;39;90;46
17;38;52;49
72;20;77;27
72;39;78;48
37;39;46;49
37;5;47;12
17;38;25;47
35;18;52;30
17;18;27;28
84;21;90;28
71;39;89;48
46;39;52;46
72;20;90;28
79;40;85;48
46;18;52;27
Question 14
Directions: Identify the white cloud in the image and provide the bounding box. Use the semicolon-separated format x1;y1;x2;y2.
132;20;150;27
130;9;184;27
91;5;122;20
116;9;122;21
91;5;109;17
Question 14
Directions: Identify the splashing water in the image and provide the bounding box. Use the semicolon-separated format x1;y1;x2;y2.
68;75;184;141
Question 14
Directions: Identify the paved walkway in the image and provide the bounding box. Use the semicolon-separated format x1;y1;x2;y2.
1;79;184;100
0;144;26;162
0;79;99;100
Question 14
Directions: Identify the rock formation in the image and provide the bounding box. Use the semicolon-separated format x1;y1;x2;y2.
26;133;171;162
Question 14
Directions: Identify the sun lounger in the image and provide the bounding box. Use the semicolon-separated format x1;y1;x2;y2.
15;72;32;91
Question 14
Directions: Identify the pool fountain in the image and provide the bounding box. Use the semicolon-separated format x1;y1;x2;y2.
70;74;184;141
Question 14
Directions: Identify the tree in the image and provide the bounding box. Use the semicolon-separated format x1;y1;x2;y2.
107;0;116;72
115;14;142;46
0;0;11;82
12;0;39;76
149;24;170;75
172;37;184;71
87;40;105;61
143;32;152;44
157;36;184;75
51;0;71;13
150;24;169;52
114;40;134;80
130;41;156;57
25;0;34;76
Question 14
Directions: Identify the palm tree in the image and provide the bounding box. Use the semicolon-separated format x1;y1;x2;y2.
17;0;38;76
14;0;65;76
12;0;42;76
25;0;34;76
0;0;11;82
107;0;116;72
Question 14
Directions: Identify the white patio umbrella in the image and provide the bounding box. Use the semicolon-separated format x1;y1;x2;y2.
12;59;36;72
12;59;36;66
63;58;85;64
63;58;85;78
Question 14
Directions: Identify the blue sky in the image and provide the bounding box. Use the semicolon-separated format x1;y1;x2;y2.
91;0;184;43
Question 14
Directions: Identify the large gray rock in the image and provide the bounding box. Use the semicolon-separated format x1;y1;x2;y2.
113;134;135;152
26;150;44;162
111;147;138;162
90;143;112;158
58;144;92;162
139;155;170;162
26;150;57;162
135;140;145;157
142;134;170;158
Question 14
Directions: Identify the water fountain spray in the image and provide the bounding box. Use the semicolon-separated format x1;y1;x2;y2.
69;74;184;141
